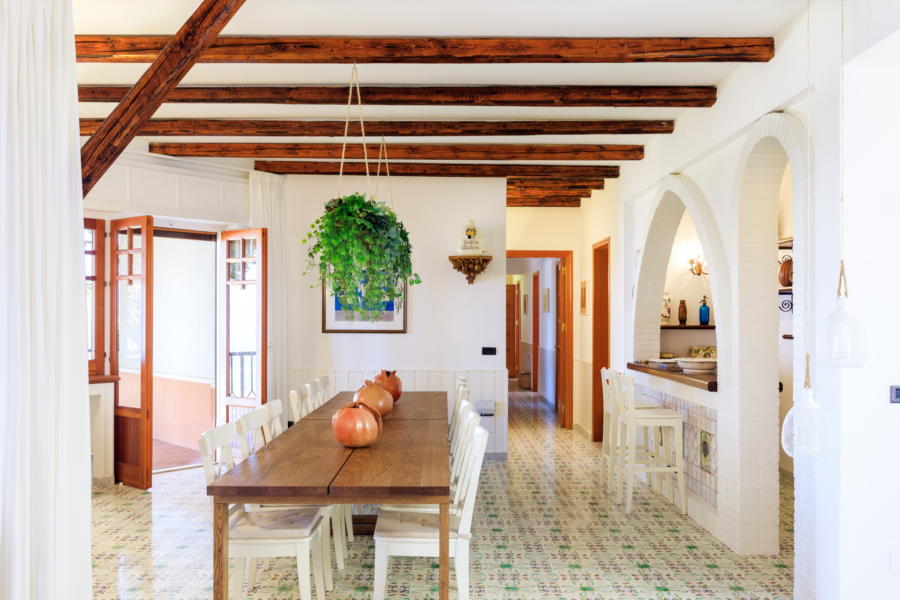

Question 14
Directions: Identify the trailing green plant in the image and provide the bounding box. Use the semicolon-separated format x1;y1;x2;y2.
303;193;421;322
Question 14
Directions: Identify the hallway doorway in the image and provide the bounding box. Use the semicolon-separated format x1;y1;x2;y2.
591;239;610;442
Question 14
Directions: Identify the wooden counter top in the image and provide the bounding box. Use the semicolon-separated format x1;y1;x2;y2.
627;362;717;392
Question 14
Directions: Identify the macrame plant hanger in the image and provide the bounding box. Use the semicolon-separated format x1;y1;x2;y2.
373;136;396;211
336;64;372;199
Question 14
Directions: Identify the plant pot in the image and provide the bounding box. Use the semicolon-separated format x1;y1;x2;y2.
331;401;383;448
373;370;402;402
779;256;793;287
354;379;394;417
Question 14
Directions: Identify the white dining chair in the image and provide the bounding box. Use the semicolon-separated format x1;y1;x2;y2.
608;370;687;514
373;425;489;600
199;422;330;600
267;398;286;437
236;404;348;572
316;375;331;400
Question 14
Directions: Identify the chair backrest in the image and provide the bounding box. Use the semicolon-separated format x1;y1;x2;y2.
451;411;480;489
267;398;285;437
317;375;330;395
457;425;489;537
235;405;272;457
199;422;237;485
609;370;635;413
309;379;324;409
288;389;302;422
449;399;473;447
301;382;316;414
600;368;616;415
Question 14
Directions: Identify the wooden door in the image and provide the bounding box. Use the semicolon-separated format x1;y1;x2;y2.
592;240;611;442
555;263;564;421
505;284;520;377
531;271;540;394
222;229;268;421
111;216;154;489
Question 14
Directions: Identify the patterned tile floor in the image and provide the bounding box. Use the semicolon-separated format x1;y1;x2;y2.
92;390;794;599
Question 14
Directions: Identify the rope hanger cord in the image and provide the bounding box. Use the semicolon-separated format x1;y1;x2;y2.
373;136;395;211
336;64;371;198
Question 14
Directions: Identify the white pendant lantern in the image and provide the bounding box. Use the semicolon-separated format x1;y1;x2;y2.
827;260;865;368
782;354;822;458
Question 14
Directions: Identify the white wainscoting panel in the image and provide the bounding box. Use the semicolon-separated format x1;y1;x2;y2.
289;369;509;455
89;382;115;486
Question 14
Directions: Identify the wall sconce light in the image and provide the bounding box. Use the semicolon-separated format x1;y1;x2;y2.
688;256;708;276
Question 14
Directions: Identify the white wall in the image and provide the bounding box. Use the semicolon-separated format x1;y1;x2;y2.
283;175;509;453
662;211;716;327
152;236;216;381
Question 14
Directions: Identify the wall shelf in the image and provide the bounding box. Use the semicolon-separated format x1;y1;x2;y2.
449;255;492;284
627;362;717;392
661;324;716;330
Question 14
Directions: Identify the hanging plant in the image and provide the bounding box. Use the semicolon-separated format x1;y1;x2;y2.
304;193;421;322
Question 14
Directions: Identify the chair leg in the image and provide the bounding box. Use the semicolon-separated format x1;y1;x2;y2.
614;421;627;505
344;504;355;542
373;541;388;600
321;521;334;591
230;557;242;600
330;509;346;570
456;541;470;600
310;532;326;600
624;423;637;514
297;541;313;600
674;423;687;514
246;557;258;590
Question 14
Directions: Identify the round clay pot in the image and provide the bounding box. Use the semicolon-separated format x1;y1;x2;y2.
779;256;793;287
354;379;394;417
331;401;382;448
373;370;402;402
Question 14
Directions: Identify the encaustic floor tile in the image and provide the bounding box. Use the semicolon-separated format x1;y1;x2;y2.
92;390;793;599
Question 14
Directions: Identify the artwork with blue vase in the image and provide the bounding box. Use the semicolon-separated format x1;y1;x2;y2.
699;295;711;326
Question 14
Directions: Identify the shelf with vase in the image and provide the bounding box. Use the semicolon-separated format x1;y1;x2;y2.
661;324;716;330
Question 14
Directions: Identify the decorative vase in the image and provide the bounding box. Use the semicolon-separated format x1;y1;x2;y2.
779;256;793;287
699;295;710;326
354;379;394;417
373;370;402;402
678;300;688;325
331;401;382;448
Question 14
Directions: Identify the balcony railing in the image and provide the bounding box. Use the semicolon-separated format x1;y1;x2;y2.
228;351;257;399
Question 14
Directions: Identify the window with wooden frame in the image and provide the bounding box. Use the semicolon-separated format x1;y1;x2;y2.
84;218;105;375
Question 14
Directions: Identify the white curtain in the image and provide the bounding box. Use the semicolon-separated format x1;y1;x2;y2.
249;171;291;419
0;0;92;598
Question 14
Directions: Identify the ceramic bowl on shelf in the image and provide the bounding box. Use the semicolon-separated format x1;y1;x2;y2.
676;358;717;375
648;359;682;371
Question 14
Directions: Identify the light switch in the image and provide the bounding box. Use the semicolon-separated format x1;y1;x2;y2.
891;544;900;575
891;386;900;404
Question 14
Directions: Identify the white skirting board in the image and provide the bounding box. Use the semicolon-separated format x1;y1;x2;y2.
289;369;509;455
89;382;115;486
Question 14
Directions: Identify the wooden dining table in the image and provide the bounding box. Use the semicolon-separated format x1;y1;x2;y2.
207;390;451;600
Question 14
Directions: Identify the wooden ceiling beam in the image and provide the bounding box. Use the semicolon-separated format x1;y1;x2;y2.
79;85;717;107
79;118;675;136
508;188;591;199
507;198;582;208
75;35;774;63
79;0;245;196
149;142;643;161
507;177;606;190
254;161;619;178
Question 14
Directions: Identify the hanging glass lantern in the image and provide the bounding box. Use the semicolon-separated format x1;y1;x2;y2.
782;354;822;458
827;260;865;368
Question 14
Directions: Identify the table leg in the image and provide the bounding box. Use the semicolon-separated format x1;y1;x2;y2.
439;501;449;600
213;500;229;600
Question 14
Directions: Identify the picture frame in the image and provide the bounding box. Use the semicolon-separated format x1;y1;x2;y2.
542;288;550;313
321;283;408;333
579;280;589;315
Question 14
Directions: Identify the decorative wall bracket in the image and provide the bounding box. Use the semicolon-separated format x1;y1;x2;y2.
449;255;492;284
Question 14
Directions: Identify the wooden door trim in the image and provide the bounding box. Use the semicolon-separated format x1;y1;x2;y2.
505;284;518;378
506;250;574;429
592;239;611;442
531;271;540;394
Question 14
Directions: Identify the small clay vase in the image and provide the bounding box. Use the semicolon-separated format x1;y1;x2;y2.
354;379;394;417
373;370;402;402
331;402;382;448
778;256;793;287
678;300;688;326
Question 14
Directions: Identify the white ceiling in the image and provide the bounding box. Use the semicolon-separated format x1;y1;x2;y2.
72;0;806;170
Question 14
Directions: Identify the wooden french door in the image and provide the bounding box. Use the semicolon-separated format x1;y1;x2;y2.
592;240;611;442
221;229;268;421
555;264;564;422
111;216;154;489
531;271;540;393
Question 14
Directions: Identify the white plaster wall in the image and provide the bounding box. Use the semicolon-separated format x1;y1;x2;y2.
662;211;716;327
284;175;509;453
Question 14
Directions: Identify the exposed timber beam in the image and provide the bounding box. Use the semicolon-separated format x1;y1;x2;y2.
79;0;245;196
79;85;717;107
253;161;619;178
507;188;592;200
75;36;775;64
79;118;675;137
507;197;582;208
149;142;643;161
507;177;606;190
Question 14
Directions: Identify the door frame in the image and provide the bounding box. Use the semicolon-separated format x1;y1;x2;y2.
591;239;611;442
505;283;521;377
506;250;574;429
531;270;540;394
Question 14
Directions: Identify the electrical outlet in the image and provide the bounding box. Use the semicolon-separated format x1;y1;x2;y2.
891;386;900;404
481;347;496;355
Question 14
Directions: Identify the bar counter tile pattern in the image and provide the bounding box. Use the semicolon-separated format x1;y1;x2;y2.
91;390;791;599
634;384;718;507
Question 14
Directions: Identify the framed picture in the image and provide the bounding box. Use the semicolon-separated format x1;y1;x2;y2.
322;284;408;333
542;288;550;313
579;280;589;315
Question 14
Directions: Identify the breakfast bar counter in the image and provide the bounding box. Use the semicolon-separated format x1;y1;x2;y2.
627;361;718;392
